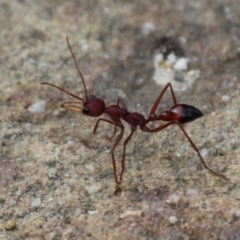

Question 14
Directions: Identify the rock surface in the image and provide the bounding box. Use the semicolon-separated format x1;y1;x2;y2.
0;0;240;239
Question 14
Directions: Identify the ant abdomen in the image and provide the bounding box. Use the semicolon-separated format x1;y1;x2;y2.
159;104;203;124
172;104;203;124
178;104;203;124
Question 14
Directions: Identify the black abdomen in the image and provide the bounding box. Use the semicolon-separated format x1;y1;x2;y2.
180;104;203;123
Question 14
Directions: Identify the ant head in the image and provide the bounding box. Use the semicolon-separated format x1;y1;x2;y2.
57;94;105;117
61;37;105;117
81;95;105;117
41;82;105;117
42;36;105;118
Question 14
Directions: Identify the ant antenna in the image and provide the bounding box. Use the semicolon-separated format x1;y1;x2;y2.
41;82;85;103
66;36;88;101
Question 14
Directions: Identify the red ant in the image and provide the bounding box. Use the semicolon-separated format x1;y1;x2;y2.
42;36;227;194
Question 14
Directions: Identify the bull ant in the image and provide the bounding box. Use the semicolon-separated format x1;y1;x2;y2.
42;36;226;194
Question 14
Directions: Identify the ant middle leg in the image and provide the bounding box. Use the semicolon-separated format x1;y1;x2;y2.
111;123;125;194
119;127;136;185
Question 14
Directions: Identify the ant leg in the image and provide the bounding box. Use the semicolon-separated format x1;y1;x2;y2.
141;122;175;133
106;97;127;140
93;118;117;141
88;118;116;144
118;96;127;109
142;122;227;180
149;83;177;117
92;118;124;193
92;118;116;136
177;124;227;180
111;123;125;194
119;127;136;185
111;97;129;192
105;125;117;140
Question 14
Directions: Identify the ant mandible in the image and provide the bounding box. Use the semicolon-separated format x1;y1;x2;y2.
42;36;227;194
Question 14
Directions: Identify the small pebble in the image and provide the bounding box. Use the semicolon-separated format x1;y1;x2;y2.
28;100;46;113
88;185;101;194
88;210;99;215
85;164;94;172
141;21;155;35
165;193;181;205
234;209;240;218
186;188;198;197
5;220;16;230
9;199;17;206
31;197;41;207
48;167;57;178
120;210;142;219
222;95;231;102
168;215;178;224
200;148;209;158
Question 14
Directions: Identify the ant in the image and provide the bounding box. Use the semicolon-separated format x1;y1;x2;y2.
42;36;227;194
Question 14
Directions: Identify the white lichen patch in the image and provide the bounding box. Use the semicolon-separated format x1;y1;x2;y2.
153;52;200;91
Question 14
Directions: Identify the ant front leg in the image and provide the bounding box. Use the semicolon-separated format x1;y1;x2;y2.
87;118;114;145
92;118;125;194
92;117;119;141
105;125;117;141
92;118;116;136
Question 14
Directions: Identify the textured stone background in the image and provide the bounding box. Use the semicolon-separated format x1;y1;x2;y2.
0;0;240;239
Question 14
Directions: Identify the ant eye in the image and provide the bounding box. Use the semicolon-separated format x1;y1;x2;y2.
82;107;90;114
88;95;95;100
